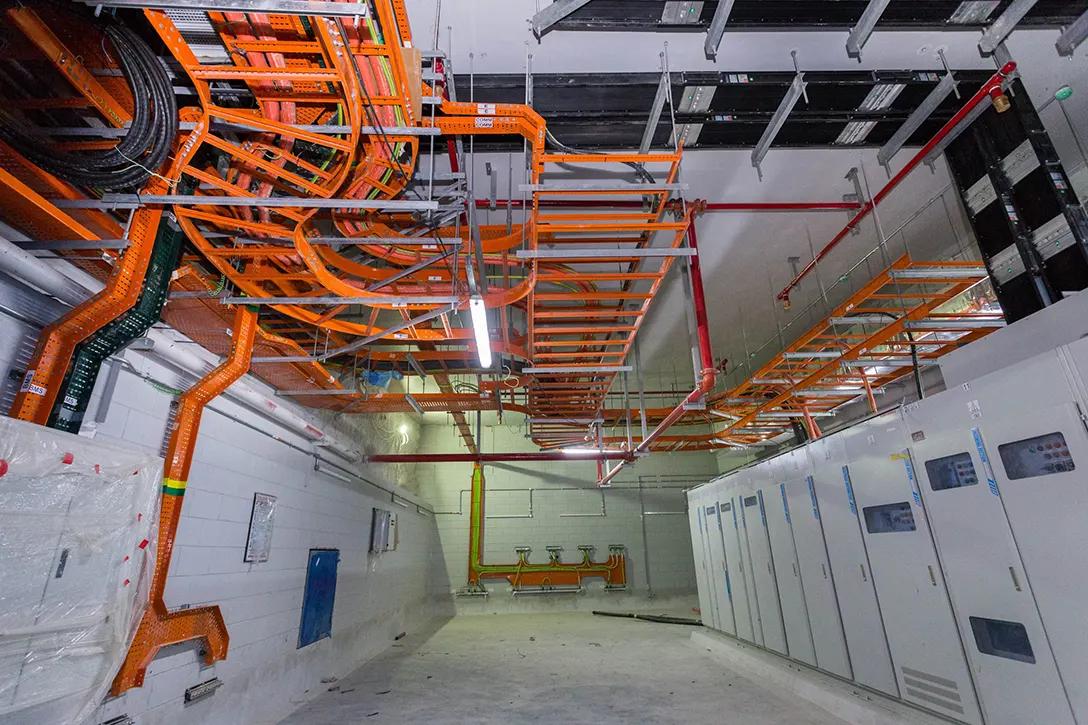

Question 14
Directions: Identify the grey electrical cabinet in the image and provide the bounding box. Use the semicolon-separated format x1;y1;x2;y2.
707;495;737;636
784;471;852;679
742;464;788;656
685;311;1088;725
808;433;897;696
842;413;983;725
904;381;1076;725
735;477;765;647
722;494;757;643
689;490;715;631
764;479;816;666
968;346;1088;722
700;496;723;632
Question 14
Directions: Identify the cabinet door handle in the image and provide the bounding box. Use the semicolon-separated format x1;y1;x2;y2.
1009;566;1022;592
768;561;773;575
792;563;798;577
860;564;867;582
821;564;827;579
928;565;937;586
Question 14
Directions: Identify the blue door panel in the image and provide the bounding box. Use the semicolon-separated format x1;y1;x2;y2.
299;549;339;648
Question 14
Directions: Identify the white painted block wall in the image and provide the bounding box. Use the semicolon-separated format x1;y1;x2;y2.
58;349;447;725
415;419;717;612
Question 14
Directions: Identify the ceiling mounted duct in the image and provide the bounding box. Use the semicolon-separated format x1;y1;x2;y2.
949;1;1000;23
661;1;705;24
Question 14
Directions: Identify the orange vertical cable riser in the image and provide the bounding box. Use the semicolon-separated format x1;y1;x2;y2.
111;304;258;695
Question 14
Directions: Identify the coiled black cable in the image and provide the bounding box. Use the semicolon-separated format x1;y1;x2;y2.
0;24;177;191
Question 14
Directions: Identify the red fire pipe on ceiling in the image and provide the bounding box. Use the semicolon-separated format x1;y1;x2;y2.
777;61;1017;304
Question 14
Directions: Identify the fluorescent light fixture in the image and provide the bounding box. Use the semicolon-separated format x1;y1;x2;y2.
562;448;603;454
835;120;877;146
469;296;492;368
858;83;906;111
950;1;999;23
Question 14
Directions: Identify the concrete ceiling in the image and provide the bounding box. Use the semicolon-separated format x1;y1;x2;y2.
403;2;1088;383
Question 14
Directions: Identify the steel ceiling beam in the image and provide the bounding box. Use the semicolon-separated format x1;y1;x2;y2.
979;0;1039;54
846;0;893;60
703;0;737;59
531;0;594;38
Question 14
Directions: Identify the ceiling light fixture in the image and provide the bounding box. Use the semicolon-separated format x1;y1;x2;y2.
469;296;492;368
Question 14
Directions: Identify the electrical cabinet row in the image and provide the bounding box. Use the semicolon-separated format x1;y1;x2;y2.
688;335;1088;725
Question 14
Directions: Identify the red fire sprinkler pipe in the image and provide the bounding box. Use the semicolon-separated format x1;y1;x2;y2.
598;216;717;487
777;61;1017;304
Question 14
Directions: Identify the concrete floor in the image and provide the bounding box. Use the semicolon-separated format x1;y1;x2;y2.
280;613;851;725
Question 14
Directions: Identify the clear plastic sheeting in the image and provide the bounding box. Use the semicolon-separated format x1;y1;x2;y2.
0;416;161;725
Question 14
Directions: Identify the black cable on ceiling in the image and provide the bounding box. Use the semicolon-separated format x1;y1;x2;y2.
0;23;177;191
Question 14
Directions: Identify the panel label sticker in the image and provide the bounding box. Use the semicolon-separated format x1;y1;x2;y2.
968;399;983;419
842;465;856;514
971;427;1000;496
807;476;820;520
900;449;922;505
475;117;494;128
912;430;926;442
478;103;497;115
19;369;35;393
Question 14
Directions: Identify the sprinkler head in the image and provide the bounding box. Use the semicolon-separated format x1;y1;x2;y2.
989;86;1011;113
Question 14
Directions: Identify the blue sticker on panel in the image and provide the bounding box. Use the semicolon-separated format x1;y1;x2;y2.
972;428;1001;496
780;484;791;523
758;491;767;527
842;466;857;514
901;451;922;505
896;448;922;505
724;567;733;601
807;476;820;520
299;549;339;648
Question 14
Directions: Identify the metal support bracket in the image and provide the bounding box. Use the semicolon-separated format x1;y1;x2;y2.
752;51;806;181
531;0;593;38
704;0;736;59
846;0;892;61
640;67;670;153
1056;9;1088;56
877;65;957;175
979;0;1039;55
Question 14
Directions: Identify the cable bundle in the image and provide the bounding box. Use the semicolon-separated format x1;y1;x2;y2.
0;24;178;191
